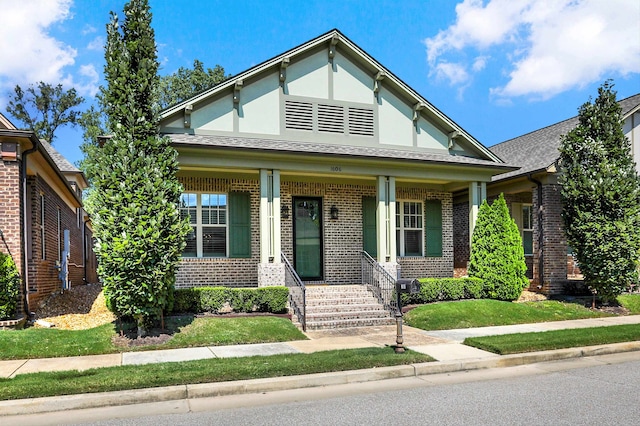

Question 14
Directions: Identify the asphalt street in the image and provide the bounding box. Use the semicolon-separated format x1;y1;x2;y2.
9;351;640;426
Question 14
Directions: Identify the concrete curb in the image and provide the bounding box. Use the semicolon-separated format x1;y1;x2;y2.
2;341;640;417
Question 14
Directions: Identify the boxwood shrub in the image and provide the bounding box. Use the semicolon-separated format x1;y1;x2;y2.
172;286;289;314
402;277;484;305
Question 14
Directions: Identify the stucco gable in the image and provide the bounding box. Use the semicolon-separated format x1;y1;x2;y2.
160;29;501;165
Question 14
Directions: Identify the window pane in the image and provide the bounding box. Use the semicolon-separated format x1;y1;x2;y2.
404;230;422;256
180;193;197;225
183;227;197;257
523;231;533;255
203;227;226;257
396;230;400;256
523;205;532;230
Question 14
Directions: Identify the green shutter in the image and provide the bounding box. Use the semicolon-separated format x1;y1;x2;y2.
425;199;443;257
362;196;377;257
229;192;251;258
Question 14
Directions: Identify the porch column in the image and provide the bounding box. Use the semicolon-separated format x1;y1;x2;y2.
468;181;486;246
258;169;284;286
376;176;398;276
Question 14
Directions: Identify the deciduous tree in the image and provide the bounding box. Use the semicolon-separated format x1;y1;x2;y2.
5;82;84;144
157;59;228;110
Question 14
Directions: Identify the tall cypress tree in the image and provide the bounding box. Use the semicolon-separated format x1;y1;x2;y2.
92;0;189;335
468;194;529;301
559;81;640;301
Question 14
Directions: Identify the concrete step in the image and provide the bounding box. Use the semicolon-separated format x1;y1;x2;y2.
291;284;394;330
306;310;392;321
305;303;388;314
304;317;395;331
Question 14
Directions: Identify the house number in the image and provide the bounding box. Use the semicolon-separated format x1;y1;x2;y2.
331;166;342;172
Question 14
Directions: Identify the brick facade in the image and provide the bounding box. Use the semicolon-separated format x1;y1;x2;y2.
0;158;23;315
533;184;568;294
26;176;88;308
175;177;455;288
175;177;260;288
1;150;95;315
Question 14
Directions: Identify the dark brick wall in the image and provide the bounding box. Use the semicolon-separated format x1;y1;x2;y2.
0;158;23;315
533;184;567;294
27;176;87;308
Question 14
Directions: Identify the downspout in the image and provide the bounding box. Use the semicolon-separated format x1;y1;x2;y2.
83;219;89;284
20;138;39;317
527;174;544;291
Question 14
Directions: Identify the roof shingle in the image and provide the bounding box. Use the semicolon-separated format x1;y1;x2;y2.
490;93;640;182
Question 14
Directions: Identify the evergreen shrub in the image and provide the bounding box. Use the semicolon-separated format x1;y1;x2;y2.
402;277;484;305
172;286;289;314
468;194;528;301
0;253;19;320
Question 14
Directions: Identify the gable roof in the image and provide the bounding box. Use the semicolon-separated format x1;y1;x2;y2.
40;140;81;173
161;29;502;164
490;92;640;183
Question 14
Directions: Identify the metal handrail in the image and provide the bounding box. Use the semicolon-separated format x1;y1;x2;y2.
282;253;306;331
361;251;397;313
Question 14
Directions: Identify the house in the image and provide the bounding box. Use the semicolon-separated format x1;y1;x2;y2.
158;29;512;303
0;113;97;318
453;93;640;295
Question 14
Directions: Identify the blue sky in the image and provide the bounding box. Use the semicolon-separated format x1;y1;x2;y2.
1;0;639;167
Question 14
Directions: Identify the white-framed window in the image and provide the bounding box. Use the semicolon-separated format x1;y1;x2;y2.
522;204;533;255
180;193;228;257
57;208;61;261
40;194;46;260
396;200;423;257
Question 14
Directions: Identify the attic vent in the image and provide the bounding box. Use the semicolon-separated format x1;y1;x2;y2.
318;104;344;133
348;107;374;136
285;100;313;131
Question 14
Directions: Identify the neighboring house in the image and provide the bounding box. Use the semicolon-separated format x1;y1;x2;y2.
0;113;97;318
453;93;640;295
159;29;513;293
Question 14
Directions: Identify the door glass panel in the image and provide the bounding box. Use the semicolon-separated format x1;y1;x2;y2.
294;198;322;279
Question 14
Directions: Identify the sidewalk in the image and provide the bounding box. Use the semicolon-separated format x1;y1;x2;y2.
1;315;640;416
2;315;640;379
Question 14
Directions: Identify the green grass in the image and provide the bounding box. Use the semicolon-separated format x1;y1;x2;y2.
0;348;433;401
464;324;640;355
0;316;306;360
618;294;640;314
404;299;612;331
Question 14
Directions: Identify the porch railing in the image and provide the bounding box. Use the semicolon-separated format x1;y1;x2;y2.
282;253;306;331
361;251;397;313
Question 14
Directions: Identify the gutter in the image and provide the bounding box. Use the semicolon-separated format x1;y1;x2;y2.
527;174;544;291
20;136;39;317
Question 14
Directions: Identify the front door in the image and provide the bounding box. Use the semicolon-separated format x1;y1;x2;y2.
293;197;323;280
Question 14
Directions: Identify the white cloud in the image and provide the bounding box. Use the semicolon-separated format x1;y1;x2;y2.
472;56;489;72
87;36;105;51
82;24;97;35
0;0;101;99
425;0;640;100
434;62;469;85
0;0;76;88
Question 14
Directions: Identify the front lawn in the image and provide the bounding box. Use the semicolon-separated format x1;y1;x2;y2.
0;348;433;401
618;294;640;314
0;316;306;360
404;299;612;331
464;324;640;354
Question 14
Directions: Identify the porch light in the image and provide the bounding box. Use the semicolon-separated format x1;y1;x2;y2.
330;205;339;220
281;205;290;219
